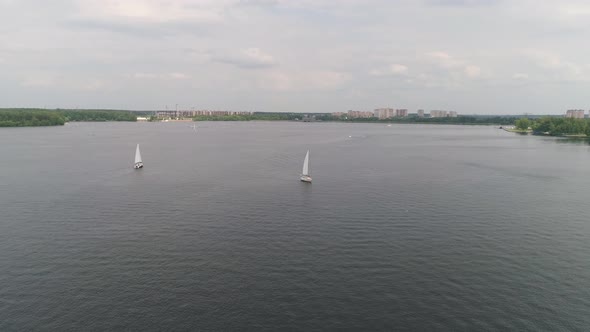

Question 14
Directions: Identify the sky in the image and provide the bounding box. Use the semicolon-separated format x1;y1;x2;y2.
1;0;589;114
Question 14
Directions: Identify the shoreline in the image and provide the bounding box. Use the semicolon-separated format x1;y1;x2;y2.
1;119;517;128
188;119;513;126
502;127;531;134
502;127;589;138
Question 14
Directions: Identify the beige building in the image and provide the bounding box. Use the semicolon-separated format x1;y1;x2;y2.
373;108;408;118
565;109;585;119
430;110;447;118
396;109;408;117
156;110;252;119
374;108;394;119
430;110;457;118
348;110;374;118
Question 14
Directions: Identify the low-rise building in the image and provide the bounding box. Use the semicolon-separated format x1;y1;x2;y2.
348;110;374;118
156;110;253;119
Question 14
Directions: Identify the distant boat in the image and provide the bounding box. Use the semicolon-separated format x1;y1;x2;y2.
134;144;143;169
300;150;312;183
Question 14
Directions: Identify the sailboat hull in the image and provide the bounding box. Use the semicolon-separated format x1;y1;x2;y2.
300;175;312;183
134;144;143;169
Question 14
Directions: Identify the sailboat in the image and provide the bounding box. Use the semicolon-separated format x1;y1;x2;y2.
134;144;143;169
300;150;312;183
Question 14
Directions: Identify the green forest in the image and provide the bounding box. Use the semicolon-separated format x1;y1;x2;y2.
0;109;137;127
60;109;137;122
3;108;587;136
193;112;518;125
515;116;590;136
318;114;518;125
0;109;65;127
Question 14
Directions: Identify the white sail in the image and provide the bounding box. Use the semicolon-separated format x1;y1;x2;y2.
135;144;142;164
302;150;310;176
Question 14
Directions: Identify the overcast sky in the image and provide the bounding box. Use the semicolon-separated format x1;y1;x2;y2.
1;0;589;114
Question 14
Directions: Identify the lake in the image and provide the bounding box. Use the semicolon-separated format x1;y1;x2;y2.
1;121;589;331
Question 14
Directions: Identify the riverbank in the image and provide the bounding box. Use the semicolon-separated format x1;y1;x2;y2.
502;127;531;134
190;114;518;126
0;109;65;127
503;127;589;138
0;109;138;127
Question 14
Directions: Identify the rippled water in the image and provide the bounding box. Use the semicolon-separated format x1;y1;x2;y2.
1;122;589;331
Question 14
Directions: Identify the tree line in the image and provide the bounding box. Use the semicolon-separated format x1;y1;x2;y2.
0;109;137;127
515;116;590;136
60;109;137;122
319;114;517;125
192;112;518;125
0;109;65;127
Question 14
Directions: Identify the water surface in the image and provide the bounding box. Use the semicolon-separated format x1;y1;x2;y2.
1;122;589;331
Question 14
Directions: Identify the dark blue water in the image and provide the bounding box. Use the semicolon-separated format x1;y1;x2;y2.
1;122;589;331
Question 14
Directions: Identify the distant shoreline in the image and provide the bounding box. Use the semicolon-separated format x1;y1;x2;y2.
188;119;511;126
0;109;138;127
502;127;530;134
3;109;588;136
503;126;590;138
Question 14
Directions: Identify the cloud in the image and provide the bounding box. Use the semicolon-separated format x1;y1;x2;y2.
370;64;408;76
464;65;481;78
239;0;279;6
427;51;464;69
66;0;230;38
81;79;105;91
426;0;501;7
421;52;485;84
260;70;350;91
3;0;590;113
129;72;191;80
558;3;590;17
132;73;158;79
168;72;190;79
391;64;408;74
212;48;276;69
21;77;55;87
512;73;528;80
73;0;229;23
523;50;589;82
20;74;106;91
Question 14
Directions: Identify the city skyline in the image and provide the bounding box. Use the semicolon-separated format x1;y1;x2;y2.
1;1;590;114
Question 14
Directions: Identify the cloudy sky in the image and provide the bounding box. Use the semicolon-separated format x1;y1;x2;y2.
1;0;589;114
